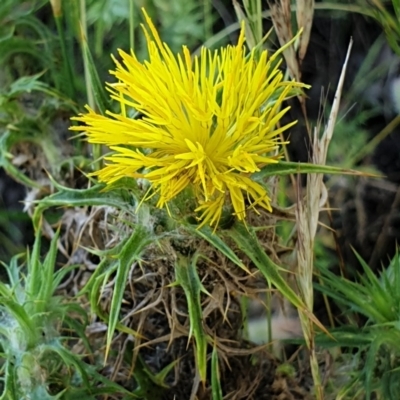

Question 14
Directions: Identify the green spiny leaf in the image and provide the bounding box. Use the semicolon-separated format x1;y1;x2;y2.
174;253;209;383
227;222;304;310
187;224;248;272
106;225;153;359
36;230;60;313
1;300;37;348
32;183;137;230
0;359;17;400
254;160;376;180
80;256;117;296
130;355;166;399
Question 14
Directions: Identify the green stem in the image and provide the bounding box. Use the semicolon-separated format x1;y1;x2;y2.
79;0;101;169
54;14;76;98
204;0;212;40
130;0;135;50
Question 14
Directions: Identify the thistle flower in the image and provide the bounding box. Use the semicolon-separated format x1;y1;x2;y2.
71;10;306;228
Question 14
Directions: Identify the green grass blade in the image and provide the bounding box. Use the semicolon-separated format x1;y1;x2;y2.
80;34;110;115
211;346;223;400
314;329;373;348
52;12;76;98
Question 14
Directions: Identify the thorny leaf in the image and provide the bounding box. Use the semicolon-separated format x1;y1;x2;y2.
174;253;210;383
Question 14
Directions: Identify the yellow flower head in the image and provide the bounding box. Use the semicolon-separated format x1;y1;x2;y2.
71;10;306;228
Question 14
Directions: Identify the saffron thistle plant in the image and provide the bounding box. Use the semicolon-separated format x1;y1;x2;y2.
0;231;132;399
71;9;306;228
315;251;400;399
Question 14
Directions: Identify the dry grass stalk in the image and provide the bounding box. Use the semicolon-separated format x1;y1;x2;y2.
295;39;353;399
269;0;301;81
269;0;315;72
296;0;314;64
269;0;313;121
